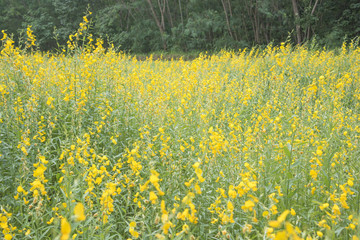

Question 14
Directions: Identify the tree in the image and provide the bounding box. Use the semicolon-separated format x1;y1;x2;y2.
291;0;301;44
145;0;167;50
0;0;359;52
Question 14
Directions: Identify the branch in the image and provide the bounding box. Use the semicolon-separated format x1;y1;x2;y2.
311;0;319;15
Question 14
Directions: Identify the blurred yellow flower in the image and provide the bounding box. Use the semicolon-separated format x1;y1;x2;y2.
74;203;86;221
290;208;296;216
4;234;12;240
319;203;329;211
149;191;158;204
61;218;71;240
47;217;54;224
332;204;341;215
241;200;255;212
269;210;290;228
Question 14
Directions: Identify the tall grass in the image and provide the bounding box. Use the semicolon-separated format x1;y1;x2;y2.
0;23;360;240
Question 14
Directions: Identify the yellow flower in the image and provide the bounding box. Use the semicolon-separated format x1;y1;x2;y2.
185;178;195;187
129;228;139;238
155;234;166;239
228;185;237;198
163;221;173;234
269;220;281;228
316;149;323;156
194;184;202;194
309;169;317;180
318;219;327;227
277;210;290;223
161;200;168;214
74;203;86;221
290;208;296;216
180;145;185;152
149;191;158;204
58;176;64;184
103;215;108;224
47;217;54;224
4;234;12;240
21;146;28;155
47;96;54;106
241;200;255;212
195;168;205;182
274;230;287;240
270;205;278;215
319;203;329;210
332;204;341;215
269;210;290;228
266;227;274;235
182;224;189;233
227;201;234;211
348;179;354;187
1;30;7;40
263;211;269;217
243;223;252;233
61;218;71;240
39;155;48;164
17;185;25;193
129;222;139;238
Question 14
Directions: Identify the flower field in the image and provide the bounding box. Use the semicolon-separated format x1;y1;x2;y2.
1;26;360;239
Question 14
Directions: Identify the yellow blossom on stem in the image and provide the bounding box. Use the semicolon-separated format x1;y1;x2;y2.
61;218;71;240
319;203;329;211
241;200;255;212
269;210;290;228
74;203;86;221
149;191;158;204
332;204;341;216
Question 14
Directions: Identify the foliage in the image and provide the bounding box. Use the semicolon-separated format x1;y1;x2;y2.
0;0;359;52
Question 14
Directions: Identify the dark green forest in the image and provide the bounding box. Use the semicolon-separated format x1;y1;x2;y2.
0;0;359;53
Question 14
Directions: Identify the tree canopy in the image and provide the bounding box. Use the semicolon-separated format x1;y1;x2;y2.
0;0;359;53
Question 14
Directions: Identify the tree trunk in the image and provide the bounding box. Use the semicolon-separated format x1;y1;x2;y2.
165;0;173;28
145;0;167;50
244;0;260;44
254;0;260;44
178;0;184;30
157;0;166;31
306;0;320;41
221;0;234;39
291;0;302;44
